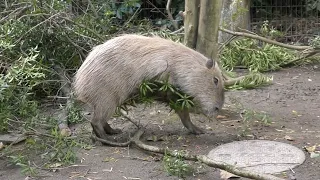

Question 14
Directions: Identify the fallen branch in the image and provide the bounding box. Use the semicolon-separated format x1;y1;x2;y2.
219;27;311;51
92;128;284;180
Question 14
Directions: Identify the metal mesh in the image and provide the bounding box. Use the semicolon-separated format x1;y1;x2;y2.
139;0;168;20
250;0;320;45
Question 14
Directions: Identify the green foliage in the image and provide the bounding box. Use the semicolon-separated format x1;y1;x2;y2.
240;109;272;136
1;114;92;177
115;75;195;116
40;127;78;164
229;97;272;136
309;35;320;48
307;0;320;12
163;150;194;178
259;20;284;39
0;0;162;132
226;72;273;90
220;37;296;72
65;101;85;124
231;0;249;22
105;0;141;20
0;49;45;133
8;154;37;176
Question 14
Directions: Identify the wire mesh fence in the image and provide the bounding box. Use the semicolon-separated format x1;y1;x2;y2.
250;0;320;45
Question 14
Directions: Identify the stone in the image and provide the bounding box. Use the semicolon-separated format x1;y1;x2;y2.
207;140;306;174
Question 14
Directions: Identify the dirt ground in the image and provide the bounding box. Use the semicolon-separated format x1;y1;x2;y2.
1;65;320;180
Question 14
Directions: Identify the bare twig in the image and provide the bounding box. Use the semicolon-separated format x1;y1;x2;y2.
120;109;140;128
166;0;178;30
118;7;141;33
64;26;100;42
17;12;49;20
287;49;320;64
146;0;167;17
237;27;259;36
170;27;184;34
4;0;8;9
218;34;239;53
61;16;104;42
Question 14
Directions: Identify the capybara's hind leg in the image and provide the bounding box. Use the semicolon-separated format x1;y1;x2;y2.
176;109;205;135
94;105;122;136
91;115;109;139
91;106;121;139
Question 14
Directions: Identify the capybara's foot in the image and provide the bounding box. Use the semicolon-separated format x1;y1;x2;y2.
189;126;206;135
105;128;122;135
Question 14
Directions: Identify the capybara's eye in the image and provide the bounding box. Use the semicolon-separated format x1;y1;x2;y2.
213;77;219;86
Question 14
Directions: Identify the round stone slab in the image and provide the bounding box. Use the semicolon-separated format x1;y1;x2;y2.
207;140;306;174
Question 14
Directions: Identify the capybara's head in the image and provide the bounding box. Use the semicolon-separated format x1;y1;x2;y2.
188;58;225;118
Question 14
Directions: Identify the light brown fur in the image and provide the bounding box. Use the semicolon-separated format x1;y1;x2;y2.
73;34;224;139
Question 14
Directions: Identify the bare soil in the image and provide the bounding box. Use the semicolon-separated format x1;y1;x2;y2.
1;65;320;180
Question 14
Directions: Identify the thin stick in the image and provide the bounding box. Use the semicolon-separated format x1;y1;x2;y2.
170;27;184;34
166;0;178;30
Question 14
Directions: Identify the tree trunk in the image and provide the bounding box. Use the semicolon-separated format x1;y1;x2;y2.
218;0;251;45
196;0;223;61
183;0;200;49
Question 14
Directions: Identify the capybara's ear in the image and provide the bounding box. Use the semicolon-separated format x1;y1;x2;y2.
206;58;215;69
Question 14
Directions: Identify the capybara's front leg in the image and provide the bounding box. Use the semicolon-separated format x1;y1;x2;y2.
176;109;205;134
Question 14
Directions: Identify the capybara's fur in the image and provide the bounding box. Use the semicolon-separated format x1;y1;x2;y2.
73;34;225;139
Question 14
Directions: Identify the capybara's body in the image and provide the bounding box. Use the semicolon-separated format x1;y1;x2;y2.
73;34;224;139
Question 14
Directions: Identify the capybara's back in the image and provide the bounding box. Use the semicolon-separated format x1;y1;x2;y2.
73;34;224;138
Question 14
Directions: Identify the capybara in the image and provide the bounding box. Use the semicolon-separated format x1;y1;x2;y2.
73;34;225;139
